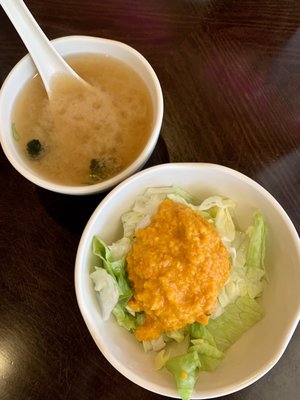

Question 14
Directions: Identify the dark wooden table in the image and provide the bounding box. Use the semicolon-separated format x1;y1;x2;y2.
1;1;299;399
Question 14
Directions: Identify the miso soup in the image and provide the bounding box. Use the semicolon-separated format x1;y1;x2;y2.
12;54;153;186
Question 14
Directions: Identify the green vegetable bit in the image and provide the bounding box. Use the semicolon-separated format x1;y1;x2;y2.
90;158;106;178
26;139;44;159
87;155;122;184
12;123;20;141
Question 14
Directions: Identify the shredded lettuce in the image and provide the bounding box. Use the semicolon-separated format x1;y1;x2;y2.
90;185;268;400
212;211;267;319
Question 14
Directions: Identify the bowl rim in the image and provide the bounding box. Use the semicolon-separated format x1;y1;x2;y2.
0;35;164;195
75;162;300;399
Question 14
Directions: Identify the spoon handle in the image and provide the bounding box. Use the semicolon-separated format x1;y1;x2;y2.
0;0;82;94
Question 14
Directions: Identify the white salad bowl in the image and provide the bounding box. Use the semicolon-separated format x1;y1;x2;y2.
75;163;300;399
0;35;163;195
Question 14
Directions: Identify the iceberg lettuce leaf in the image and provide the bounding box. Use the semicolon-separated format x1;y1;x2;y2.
90;268;119;320
215;206;235;242
189;340;224;360
92;236;132;301
189;324;224;372
143;336;166;352
144;184;198;204
246;211;267;270
112;303;137;331
190;323;216;346
109;237;132;260
121;211;148;238
92;236;134;330
207;296;264;352
165;326;190;343
155;349;171;370
165;351;200;400
198;196;235;211
92;236;113;264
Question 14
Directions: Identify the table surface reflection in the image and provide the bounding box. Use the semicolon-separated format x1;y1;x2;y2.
0;1;299;399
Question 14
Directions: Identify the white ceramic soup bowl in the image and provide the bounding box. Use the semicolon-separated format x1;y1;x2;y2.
75;163;300;399
0;35;163;195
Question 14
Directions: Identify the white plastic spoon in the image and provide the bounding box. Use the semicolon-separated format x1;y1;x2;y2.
0;0;87;96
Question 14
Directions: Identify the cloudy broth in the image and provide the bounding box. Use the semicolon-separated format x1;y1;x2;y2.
13;54;153;185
